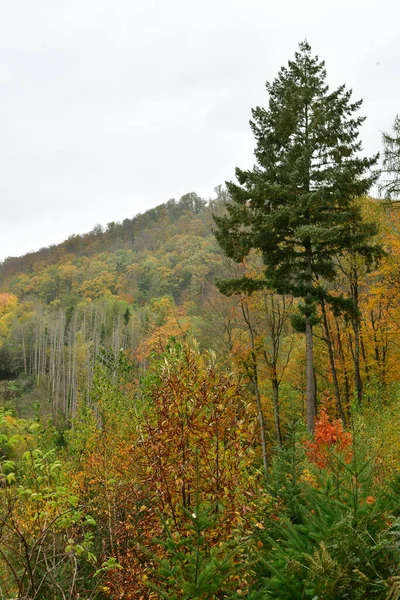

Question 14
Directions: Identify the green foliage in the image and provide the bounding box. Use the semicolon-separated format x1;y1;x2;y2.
0;194;222;307
0;44;400;600
214;40;380;312
0;410;101;599
213;41;383;433
380;115;400;200
148;504;250;600
250;424;400;599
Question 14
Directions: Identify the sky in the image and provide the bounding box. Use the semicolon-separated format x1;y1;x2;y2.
0;0;399;260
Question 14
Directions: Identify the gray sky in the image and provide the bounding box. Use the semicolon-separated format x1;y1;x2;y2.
0;0;399;260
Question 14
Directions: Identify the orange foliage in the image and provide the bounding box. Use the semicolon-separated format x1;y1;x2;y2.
0;292;17;310
135;299;191;362
69;345;264;598
305;397;352;468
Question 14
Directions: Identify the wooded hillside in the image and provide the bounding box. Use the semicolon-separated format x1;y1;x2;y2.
1;42;400;600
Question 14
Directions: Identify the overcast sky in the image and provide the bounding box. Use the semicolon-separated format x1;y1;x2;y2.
0;0;399;260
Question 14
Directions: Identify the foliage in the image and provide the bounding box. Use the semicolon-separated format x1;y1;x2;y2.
1;44;400;600
251;422;400;599
214;41;381;433
380;115;400;200
305;396;352;468
0;409;101;600
65;341;266;598
148;503;251;600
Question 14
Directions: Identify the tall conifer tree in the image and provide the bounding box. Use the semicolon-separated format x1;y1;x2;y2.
214;41;379;433
379;115;400;200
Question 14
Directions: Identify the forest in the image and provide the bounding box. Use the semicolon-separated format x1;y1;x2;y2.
0;41;400;599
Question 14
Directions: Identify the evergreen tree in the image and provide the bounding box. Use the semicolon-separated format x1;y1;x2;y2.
213;41;379;433
379;114;400;200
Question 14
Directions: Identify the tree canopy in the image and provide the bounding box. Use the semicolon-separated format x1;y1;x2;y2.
379;115;400;200
214;41;380;432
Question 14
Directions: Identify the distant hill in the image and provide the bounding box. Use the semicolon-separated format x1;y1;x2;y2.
0;190;233;414
0;191;227;307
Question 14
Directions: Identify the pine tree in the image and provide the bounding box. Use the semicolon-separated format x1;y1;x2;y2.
379;115;400;200
213;41;379;434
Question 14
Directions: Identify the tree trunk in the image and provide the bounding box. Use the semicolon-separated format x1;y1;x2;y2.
360;335;370;383
305;315;316;434
351;263;363;405
353;317;363;405
305;248;316;435
321;300;347;426
21;327;27;375
253;358;269;478
240;300;268;478
271;369;283;447
334;316;351;408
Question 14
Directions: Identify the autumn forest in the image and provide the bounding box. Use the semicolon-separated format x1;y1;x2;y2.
1;42;400;599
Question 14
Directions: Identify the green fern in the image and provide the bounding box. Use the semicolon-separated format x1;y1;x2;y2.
386;576;400;600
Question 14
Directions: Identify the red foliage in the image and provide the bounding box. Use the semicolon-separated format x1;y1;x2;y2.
305;402;352;469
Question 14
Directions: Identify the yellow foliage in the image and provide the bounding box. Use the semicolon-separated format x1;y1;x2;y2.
0;293;18;341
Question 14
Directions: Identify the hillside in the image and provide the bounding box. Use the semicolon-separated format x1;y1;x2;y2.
0;191;235;412
1;42;400;596
2;23;400;600
1;193;400;599
0;192;225;305
0;188;399;426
